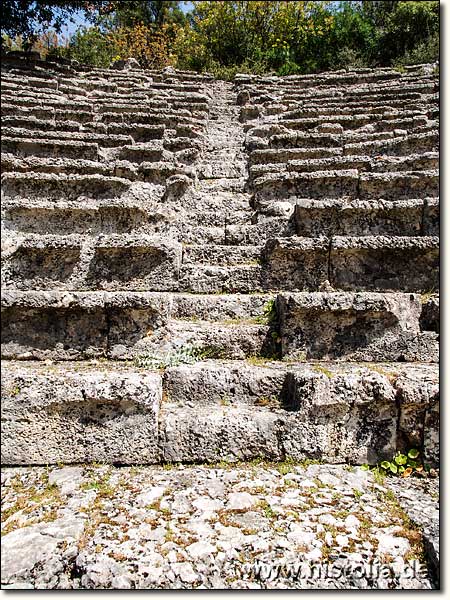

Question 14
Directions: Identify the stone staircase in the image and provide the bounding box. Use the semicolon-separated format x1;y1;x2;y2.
1;56;439;468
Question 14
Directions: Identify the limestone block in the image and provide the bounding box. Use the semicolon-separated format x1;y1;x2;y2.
420;295;439;333
277;292;437;362
159;405;283;463
1;291;171;360
281;368;398;464
1;362;162;464
330;236;439;292
423;198;439;235
395;367;439;466
164;361;286;406
253;169;359;200
89;235;182;291
262;237;329;291
295;199;423;237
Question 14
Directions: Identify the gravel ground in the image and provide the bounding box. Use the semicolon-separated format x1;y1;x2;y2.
1;462;439;590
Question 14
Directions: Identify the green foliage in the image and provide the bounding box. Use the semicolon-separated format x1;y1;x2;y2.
134;343;221;369
376;1;439;65
108;1;188;28
0;1;116;48
253;299;277;325
367;449;426;478
60;26;118;67
1;1;439;74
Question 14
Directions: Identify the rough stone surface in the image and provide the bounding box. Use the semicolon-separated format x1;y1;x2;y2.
0;58;439;589
1;360;439;466
0;463;439;589
1;362;162;464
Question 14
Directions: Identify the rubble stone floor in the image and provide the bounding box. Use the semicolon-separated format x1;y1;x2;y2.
1;462;439;590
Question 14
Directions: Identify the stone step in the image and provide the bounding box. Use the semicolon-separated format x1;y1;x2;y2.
95;100;209;115
1;359;438;465
329;235;439;292
253;169;438;201
241;98;436;122
2;127;133;148
182;245;262;266
224;220;296;246
277;292;438;362
279;103;436;119
1;290;277;360
266;84;438;105
253;169;359;199
1;172;132;200
98;110;204;128
1;136;99;160
2;115;82;132
267;130;404;150
0;154;192;186
263;236;439;292
249;153;438;180
294;198;438;237
249;147;342;165
279;114;429;133
1;103;56;121
1;235;182;291
2;200;162;236
1;75;59;90
1;95;92;111
359;170;438;199
344;131;438;156
179;264;262;294
116;143;169;163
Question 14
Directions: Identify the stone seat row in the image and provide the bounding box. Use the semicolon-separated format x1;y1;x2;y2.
236;77;438;98
234;66;436;86
0;290;438;364
1;118;196;141
1;78;210;101
2;137;201;165
0;193;356;244
1;358;438;465
1;233;439;293
1;156;193;187
240;97;438;123
250;152;438;175
247;131;438;158
252;168;438;200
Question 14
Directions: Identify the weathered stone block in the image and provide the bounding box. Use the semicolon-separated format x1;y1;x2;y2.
164;361;286;406
1;291;107;360
89;236;182;291
395;367;439;466
253;169;359;200
277;292;437;362
1;291;171;360
420;295;439;333
295;199;423;237
263;237;329;291
1;172;131;201
2;239;81;289
1;362;162;464
330;236;439;292
423;198;439;235
281;367;398;464
359;170;438;200
159;405;283;463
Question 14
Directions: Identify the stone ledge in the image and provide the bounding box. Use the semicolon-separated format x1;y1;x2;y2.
1;359;438;466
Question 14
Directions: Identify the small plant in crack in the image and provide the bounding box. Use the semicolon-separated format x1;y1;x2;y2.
253;299;277;325
134;344;224;369
361;449;436;479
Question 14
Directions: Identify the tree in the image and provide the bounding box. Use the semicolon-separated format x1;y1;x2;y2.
111;1;188;28
1;1;117;48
